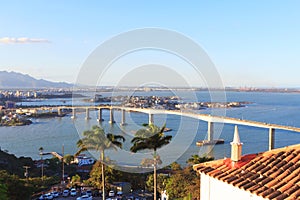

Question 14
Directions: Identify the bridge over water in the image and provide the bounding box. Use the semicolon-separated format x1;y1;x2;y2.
17;105;300;151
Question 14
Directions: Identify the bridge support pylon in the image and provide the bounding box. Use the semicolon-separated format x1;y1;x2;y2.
208;121;214;141
109;108;115;124
58;108;62;116
97;108;103;122
120;109;127;126
269;128;275;150
71;108;76;119
149;113;154;125
85;108;91;120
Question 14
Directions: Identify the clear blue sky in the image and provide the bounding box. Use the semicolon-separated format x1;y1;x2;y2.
0;1;299;87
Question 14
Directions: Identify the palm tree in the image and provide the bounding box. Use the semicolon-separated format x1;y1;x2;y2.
76;125;125;200
130;123;172;200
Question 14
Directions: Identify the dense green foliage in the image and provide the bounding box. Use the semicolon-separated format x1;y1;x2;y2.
143;155;213;200
0;170;59;200
0;182;8;200
0;150;35;177
0;149;64;199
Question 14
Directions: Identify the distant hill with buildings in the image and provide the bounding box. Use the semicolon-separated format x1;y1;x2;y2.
0;71;72;88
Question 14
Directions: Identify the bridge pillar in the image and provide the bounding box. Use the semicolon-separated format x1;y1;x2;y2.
85;108;91;120
109;108;115;124
120;109;127;126
71;108;76;119
57;108;62;116
207;121;214;141
149;113;154;125
97;108;103;122
269;128;275;150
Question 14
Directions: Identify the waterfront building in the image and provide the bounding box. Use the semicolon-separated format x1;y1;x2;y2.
194;126;300;200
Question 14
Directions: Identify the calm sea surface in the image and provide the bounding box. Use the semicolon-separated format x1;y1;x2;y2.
1;91;300;168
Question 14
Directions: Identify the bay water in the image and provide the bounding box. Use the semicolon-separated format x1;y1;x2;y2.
1;91;300;169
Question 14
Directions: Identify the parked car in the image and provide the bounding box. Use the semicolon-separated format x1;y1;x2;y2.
76;194;92;200
109;190;115;197
45;193;54;199
62;189;69;197
38;194;47;200
126;195;134;200
86;190;92;197
51;191;59;198
70;188;77;196
116;191;123;196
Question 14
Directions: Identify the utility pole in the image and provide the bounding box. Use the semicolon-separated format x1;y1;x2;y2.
153;153;157;200
23;166;30;182
62;144;64;184
39;147;44;181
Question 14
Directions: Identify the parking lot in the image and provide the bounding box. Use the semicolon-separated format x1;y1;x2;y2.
35;192;152;200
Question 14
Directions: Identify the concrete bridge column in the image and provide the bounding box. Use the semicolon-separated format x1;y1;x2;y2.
97;108;103;122
269;128;275;150
85;108;91;120
71;108;76;119
207;121;214;141
109;108;115;124
120;109;127;126
149;113;154;125
58;108;62;116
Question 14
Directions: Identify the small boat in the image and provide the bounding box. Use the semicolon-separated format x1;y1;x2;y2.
196;139;224;146
163;127;172;132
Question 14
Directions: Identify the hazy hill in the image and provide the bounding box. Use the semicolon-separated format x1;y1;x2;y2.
0;71;72;88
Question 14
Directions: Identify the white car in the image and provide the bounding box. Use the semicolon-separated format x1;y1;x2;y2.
38;194;47;200
76;194;92;200
45;193;54;199
62;189;69;197
86;190;92;197
51;191;59;198
70;188;77;196
108;190;115;197
116;191;123;196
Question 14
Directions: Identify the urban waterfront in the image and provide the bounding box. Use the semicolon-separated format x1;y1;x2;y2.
1;91;300;169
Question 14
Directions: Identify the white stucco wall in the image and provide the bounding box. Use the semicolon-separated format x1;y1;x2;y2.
200;173;266;200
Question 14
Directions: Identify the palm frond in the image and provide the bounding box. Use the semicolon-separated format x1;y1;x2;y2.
130;123;172;153
76;126;125;157
74;147;87;157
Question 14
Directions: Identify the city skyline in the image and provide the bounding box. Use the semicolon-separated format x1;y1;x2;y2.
0;1;300;87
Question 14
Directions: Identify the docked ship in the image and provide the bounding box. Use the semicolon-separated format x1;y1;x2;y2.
196;139;225;146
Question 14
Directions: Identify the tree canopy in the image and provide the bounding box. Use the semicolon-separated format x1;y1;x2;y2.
130;123;172;153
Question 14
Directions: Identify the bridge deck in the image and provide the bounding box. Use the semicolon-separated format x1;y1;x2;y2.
24;106;300;133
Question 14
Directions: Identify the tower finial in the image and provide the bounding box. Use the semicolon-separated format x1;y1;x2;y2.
231;125;243;162
232;125;242;144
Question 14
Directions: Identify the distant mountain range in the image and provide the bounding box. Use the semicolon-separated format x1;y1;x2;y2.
0;71;73;88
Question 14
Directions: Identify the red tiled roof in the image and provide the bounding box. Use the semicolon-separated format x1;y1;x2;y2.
193;144;300;200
